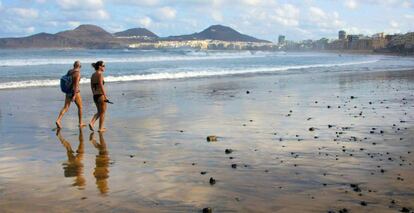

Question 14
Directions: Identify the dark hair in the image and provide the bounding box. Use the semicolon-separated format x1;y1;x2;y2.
91;61;104;70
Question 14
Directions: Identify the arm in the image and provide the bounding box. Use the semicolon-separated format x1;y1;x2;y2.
98;73;107;100
72;71;80;101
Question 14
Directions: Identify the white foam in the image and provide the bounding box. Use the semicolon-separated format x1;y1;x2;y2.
0;51;277;67
0;59;379;89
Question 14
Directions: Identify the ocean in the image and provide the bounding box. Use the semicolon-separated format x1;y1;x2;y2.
0;48;413;89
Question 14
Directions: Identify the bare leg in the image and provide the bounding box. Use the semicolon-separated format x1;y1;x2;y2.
98;96;107;132
89;97;100;131
74;94;86;127
89;113;99;131
56;95;71;129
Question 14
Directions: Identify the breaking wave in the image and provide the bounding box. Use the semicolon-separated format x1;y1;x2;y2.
0;59;379;89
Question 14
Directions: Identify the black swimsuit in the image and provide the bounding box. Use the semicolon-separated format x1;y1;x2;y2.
92;81;105;104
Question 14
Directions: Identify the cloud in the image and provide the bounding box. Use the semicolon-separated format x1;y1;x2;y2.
67;21;81;28
242;0;262;6
308;7;345;29
157;7;176;20
344;0;358;9
56;0;104;10
109;0;159;6
96;9;110;19
341;0;413;9
25;26;35;33
270;4;300;27
9;8;39;19
211;10;223;22
59;8;110;21
309;6;325;18
390;20;399;28
138;16;153;28
405;14;414;19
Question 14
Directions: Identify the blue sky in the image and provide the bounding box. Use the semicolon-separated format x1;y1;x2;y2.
0;0;413;41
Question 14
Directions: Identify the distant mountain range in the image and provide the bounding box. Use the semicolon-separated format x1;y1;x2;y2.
0;24;269;49
114;28;159;38
163;25;269;43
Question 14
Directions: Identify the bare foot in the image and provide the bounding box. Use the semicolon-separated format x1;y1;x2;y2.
98;128;106;132
79;123;86;128
88;123;94;131
56;121;62;129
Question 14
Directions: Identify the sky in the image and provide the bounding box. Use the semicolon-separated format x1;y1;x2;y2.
0;0;413;41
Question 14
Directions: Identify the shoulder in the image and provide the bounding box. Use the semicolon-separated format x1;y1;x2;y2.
72;70;80;76
97;72;104;79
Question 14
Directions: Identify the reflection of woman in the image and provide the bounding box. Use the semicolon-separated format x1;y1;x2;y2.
56;128;85;189
90;132;110;195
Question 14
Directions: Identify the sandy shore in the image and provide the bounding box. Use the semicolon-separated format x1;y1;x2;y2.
0;69;413;212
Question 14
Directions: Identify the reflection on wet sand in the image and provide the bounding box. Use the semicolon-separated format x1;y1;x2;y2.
90;132;110;195
56;128;85;189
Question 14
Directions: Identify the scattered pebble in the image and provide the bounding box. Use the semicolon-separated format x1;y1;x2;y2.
206;136;217;142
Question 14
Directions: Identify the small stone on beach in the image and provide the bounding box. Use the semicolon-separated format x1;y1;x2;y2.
202;207;212;213
209;177;216;185
206;136;217;142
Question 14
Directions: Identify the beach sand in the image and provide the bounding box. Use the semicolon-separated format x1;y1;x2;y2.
0;69;413;212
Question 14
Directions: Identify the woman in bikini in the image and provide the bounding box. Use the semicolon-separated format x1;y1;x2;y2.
89;61;108;132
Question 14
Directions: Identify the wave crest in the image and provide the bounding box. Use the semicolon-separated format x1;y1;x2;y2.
0;60;379;89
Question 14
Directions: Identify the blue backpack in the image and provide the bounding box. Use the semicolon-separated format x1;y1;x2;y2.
60;71;73;94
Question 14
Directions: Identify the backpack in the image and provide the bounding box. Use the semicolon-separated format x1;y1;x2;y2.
60;70;73;94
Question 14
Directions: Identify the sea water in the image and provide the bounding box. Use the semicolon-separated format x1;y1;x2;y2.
0;48;413;89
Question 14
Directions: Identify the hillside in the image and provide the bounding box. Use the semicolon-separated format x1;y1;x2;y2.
164;25;270;43
114;28;158;38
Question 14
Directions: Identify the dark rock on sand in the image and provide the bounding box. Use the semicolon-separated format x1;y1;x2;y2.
206;136;217;142
350;184;361;192
400;207;410;212
225;149;233;154
209;177;216;185
360;201;367;206
201;171;207;175
202;207;212;213
231;164;237;169
309;127;315;131
339;208;349;213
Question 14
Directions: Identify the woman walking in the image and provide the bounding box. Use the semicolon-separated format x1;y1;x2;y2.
56;61;85;129
89;61;108;132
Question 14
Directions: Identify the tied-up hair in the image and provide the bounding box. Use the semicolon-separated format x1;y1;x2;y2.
91;61;104;70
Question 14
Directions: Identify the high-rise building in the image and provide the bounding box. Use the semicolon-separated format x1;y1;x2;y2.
338;30;346;40
278;35;286;44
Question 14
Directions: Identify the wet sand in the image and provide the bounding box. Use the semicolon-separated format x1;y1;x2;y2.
0;69;413;212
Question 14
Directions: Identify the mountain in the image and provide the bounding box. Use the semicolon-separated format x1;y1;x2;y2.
114;28;158;38
0;24;270;49
0;24;120;48
57;24;113;40
0;32;79;48
164;25;270;43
